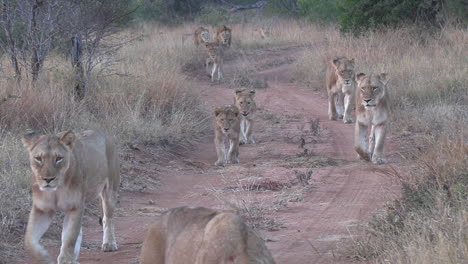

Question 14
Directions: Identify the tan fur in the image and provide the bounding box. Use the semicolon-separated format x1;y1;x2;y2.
22;130;120;264
325;56;356;123
204;41;225;81
255;28;270;39
139;206;276;264
354;73;389;165
216;25;232;48
234;88;257;145
214;105;241;166
194;27;210;46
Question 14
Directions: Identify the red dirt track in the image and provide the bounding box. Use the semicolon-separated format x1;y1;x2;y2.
18;47;399;264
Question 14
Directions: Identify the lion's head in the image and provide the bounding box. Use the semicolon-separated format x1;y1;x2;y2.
216;25;231;47
214;105;239;134
331;56;355;86
356;73;388;108
22;130;76;191
199;28;210;43
234;88;256;117
195;27;210;45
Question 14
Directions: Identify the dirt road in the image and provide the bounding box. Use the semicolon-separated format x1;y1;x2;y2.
19;46;399;264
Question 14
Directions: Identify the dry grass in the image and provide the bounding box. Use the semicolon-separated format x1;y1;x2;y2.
352;137;467;264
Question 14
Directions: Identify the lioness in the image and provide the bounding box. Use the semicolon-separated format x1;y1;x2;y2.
194;27;210;46
22;130;120;264
354;73;389;164
216;25;232;48
234;88;257;144
205;41;225;81
214;105;241;166
139;206;276;264
325;56;356;123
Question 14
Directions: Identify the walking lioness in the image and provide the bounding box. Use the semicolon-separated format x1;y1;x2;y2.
234;88;257;144
354;73;389;164
22;130;120;264
326;56;356;123
139;206;276;264
214;105;241;166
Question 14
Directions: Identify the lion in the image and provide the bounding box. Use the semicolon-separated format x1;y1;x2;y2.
139;206;276;264
354;73;389;164
216;25;232;48
204;41;225;81
325;56;356;123
22;130;120;264
194;27;210;46
254;27;270;39
234;88;257;145
214;105;241;166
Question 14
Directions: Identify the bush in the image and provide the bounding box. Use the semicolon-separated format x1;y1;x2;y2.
339;0;468;35
297;0;342;23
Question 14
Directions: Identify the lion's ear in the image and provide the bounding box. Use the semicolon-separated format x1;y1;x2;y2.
214;107;223;117
332;57;340;68
58;130;76;148
356;73;366;82
22;129;40;149
235;89;243;94
249;90;256;98
379;73;388;85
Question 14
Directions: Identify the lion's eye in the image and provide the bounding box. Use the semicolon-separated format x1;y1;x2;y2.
56;156;64;164
247;102;251;105
34;156;42;164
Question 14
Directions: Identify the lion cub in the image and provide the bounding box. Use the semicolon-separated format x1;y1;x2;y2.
214;105;241;166
22;130;120;264
139;206;276;264
354;73;389;164
234;88;257;144
326;56;356;123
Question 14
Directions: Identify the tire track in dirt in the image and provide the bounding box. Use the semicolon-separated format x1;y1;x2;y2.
18;47;399;264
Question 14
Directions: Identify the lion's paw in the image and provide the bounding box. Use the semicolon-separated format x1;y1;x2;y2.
102;242;118;252
372;156;386;165
214;160;225;167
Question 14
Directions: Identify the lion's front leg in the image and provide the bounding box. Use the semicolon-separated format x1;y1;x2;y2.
335;92;345;119
371;124;387;165
58;208;84;264
239;118;247;145
214;135;226;166
328;91;337;120
25;207;54;264
228;136;240;164
355;122;370;161
245;118;255;144
343;93;353;124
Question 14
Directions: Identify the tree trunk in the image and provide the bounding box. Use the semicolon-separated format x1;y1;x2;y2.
71;35;86;101
30;0;41;82
1;0;21;82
